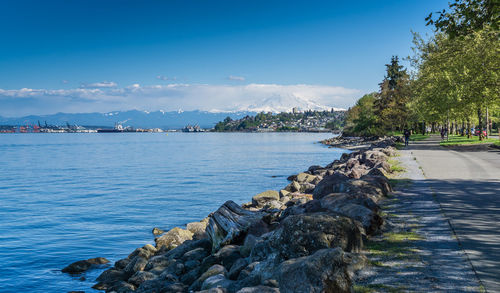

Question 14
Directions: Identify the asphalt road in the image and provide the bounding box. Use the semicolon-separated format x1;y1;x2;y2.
408;135;500;292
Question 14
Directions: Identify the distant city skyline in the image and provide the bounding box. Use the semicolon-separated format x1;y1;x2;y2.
0;0;448;116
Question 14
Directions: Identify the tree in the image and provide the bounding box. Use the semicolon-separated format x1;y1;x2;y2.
426;0;499;38
411;25;499;140
343;93;383;136
374;56;411;132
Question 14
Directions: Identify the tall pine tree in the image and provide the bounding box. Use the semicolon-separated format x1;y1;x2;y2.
374;56;411;132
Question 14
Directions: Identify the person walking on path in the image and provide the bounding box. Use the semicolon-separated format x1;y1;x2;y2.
404;129;410;146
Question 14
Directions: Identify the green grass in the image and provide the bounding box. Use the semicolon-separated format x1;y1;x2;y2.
388;178;412;189
387;158;405;173
387;131;403;136
479;284;487;293
356;230;422;293
354;284;408;293
364;230;422;263
410;133;429;141
440;135;498;146
395;142;404;150
385;231;422;242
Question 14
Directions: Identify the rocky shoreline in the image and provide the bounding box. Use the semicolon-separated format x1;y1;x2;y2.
321;135;402;150
65;137;399;293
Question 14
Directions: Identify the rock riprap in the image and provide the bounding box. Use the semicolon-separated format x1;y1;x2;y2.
62;257;110;274
68;138;397;292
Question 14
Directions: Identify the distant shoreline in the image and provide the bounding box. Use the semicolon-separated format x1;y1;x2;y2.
0;130;342;134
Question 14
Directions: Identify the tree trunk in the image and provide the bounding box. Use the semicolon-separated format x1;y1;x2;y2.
447;110;450;141
467;117;471;139
486;105;489;139
478;107;483;141
206;200;265;251
461;121;465;136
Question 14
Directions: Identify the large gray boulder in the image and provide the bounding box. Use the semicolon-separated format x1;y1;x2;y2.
323;200;383;235
155;227;194;252
95;280;135;293
346;176;391;200
214;245;242;270
180;267;201;285
320;193;379;213
128;245;156;260
236;285;279;293
189;264;227;292
128;271;157;287
93;268;128;291
228;258;248;280
182;247;209;262
187;218;209;239
313;173;350;199
252;190;280;206
360;150;388;167
62;257;110;274
276;248;353;293
201;274;234;291
270;213;362;260
198;288;227;293
163;238;212;261
296;172;317;183
124;256;148;275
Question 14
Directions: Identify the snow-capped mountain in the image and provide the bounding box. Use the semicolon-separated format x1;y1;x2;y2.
222;94;345;113
0;95;346;128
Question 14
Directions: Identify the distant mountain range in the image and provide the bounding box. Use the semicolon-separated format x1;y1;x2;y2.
0;106;347;129
0;110;257;129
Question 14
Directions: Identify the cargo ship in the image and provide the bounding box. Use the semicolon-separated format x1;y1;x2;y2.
97;123;124;133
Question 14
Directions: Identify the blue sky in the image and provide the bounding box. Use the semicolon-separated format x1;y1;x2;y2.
0;0;448;116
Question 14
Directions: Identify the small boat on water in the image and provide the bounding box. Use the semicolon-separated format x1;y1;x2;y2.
97;123;124;133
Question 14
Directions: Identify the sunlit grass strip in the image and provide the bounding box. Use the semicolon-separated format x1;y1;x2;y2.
387;158;405;173
440;135;498;146
354;284;408;293
365;231;422;260
409;133;429;141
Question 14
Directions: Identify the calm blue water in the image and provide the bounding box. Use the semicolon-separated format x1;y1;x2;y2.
0;132;343;292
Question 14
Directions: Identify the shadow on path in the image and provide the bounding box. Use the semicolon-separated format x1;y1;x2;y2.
404;135;500;292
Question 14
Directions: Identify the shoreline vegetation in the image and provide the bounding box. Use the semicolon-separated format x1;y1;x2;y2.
0;109;346;134
63;137;401;293
340;0;498;143
213;110;345;133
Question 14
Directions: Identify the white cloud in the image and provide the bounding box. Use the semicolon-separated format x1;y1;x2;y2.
80;81;117;88
0;83;363;116
228;75;245;81
156;75;177;81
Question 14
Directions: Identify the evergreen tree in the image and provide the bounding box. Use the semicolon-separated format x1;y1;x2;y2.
374;56;411;132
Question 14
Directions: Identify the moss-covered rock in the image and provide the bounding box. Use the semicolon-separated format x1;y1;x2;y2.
252;190;280;206
155;227;194;252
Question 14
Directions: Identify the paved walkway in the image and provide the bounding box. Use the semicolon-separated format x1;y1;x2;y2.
356;146;479;292
408;135;500;292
